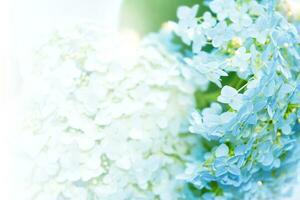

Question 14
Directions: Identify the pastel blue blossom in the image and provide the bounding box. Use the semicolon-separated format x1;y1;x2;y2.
175;0;300;199
229;47;251;73
184;52;228;87
209;0;236;21
202;12;216;29
176;5;199;45
207;21;233;48
215;144;229;157
218;86;243;110
229;7;252;31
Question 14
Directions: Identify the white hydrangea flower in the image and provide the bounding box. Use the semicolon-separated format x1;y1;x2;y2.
18;25;198;200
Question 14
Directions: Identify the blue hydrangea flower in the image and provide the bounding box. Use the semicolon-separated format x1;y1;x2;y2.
175;0;300;199
176;5;199;45
209;0;236;21
218;86;243;110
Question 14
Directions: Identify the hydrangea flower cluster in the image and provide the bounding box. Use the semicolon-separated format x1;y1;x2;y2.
175;0;300;199
18;25;200;200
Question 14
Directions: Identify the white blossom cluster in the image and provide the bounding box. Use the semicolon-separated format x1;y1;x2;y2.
18;25;199;200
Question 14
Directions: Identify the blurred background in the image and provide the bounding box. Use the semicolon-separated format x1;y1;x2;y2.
11;0;207;53
119;0;207;35
3;0;300;199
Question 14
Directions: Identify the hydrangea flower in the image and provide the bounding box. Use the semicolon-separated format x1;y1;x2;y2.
176;5;199;45
18;25;200;200
228;47;251;74
175;0;300;199
218;86;243;110
209;0;236;21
